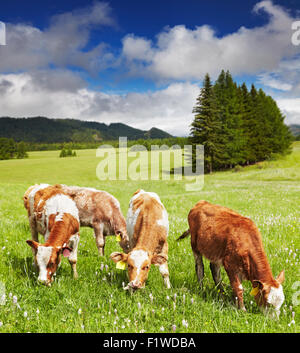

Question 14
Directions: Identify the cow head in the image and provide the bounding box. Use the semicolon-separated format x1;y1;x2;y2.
110;249;167;290
252;270;285;318
26;240;72;286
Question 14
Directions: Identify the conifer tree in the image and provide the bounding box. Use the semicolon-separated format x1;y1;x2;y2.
190;73;221;173
191;70;292;172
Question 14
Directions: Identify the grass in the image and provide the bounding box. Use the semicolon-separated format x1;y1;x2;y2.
0;143;299;333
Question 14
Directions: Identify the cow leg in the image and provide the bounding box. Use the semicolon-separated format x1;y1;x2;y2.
158;262;171;289
68;234;80;279
224;267;246;311
210;262;224;293
93;223;105;256
29;219;39;266
193;252;204;288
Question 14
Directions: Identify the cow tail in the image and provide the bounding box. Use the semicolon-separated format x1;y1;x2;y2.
176;229;190;241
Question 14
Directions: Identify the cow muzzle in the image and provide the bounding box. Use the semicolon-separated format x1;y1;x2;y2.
127;281;145;291
37;277;51;287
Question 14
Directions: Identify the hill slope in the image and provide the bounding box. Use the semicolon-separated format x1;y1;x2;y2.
0;117;173;142
289;124;300;138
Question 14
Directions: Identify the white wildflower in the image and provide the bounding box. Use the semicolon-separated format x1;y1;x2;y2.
182;319;188;328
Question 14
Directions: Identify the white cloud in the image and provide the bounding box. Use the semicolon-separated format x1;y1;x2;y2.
257;73;293;91
0;0;299;135
0;2;116;73
0;73;199;135
121;1;300;81
277;98;300;125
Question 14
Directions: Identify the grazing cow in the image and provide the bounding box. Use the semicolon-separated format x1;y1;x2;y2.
110;189;171;290
59;185;130;255
23;184;80;286
177;200;285;317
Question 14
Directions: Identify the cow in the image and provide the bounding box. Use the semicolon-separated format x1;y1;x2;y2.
59;184;130;255
110;189;171;290
177;200;285;317
23;184;80;286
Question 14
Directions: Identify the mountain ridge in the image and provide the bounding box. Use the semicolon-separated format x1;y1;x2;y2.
0;116;173;143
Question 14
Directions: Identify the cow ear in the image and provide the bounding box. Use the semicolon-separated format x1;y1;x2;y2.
26;240;39;250
276;270;285;284
253;280;265;291
110;252;128;263
115;230;123;242
151;254;167;265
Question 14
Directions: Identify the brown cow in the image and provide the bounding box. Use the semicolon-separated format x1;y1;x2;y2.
24;184;80;286
59;185;130;255
110;189;171;290
178;200;285;317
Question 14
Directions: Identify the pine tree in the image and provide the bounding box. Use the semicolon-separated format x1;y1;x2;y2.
190;73;222;173
214;71;245;168
191;71;292;172
239;83;255;164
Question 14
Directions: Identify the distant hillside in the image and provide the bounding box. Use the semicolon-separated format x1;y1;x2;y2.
0;117;173;143
289;124;300;138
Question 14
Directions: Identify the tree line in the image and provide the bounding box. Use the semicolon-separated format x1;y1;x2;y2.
190;70;293;173
0;138;28;160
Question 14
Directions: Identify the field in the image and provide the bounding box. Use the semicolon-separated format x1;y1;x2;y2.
0;143;299;333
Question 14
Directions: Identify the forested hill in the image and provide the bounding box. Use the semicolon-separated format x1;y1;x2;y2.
0;117;173;142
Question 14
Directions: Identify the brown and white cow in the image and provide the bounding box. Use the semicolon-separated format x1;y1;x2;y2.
23;184;80;286
59;185;130;255
178;201;285;317
110;189;171;290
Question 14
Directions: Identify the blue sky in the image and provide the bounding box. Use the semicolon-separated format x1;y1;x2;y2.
0;0;299;135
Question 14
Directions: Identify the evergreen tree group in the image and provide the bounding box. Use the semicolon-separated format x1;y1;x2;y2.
0;138;28;160
59;145;77;158
190;70;293;173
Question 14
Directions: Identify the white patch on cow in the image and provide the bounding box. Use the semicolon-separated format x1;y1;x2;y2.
238;284;243;290
157;209;169;233
126;201;141;239
28;184;50;214
45;194;79;221
132;189;163;206
267;285;284;313
129;249;149;285
36;245;52;283
130;249;148;269
55;212;64;222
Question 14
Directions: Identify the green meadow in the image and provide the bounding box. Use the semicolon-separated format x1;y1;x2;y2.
0;143;299;333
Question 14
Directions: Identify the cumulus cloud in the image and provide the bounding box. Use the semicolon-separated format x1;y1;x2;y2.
277;98;300;125
0;2;116;73
0;1;299;135
0;73;198;135
121;1;300;81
